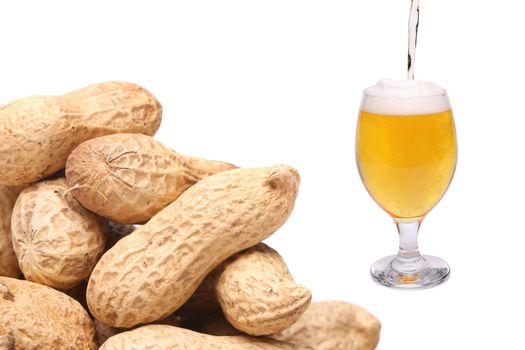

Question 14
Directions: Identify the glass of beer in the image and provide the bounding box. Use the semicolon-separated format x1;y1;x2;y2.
356;79;457;289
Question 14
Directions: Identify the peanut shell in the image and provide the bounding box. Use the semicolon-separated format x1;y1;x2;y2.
180;243;311;336
0;277;97;349
0;185;24;277
87;165;300;328
272;301;381;350
99;325;309;350
66;133;236;223
215;243;311;335
11;178;107;289
0;81;162;185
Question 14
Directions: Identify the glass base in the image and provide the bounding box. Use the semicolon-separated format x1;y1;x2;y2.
370;255;450;290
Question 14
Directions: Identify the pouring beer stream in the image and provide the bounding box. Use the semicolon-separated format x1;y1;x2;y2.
408;0;419;80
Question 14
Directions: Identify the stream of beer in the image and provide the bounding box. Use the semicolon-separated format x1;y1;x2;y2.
407;0;419;80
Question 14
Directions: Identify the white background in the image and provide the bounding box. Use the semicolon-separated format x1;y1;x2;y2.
1;1;524;349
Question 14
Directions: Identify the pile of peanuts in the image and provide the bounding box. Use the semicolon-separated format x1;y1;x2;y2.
0;82;380;350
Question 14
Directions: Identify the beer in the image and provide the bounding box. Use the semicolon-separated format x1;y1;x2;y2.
356;80;457;219
359;1;454;290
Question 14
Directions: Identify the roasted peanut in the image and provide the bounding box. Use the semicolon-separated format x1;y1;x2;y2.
99;325;310;350
0;82;162;185
272;301;381;350
0;277;97;349
0;185;24;277
87;165;300;328
66;133;236;223
180;243;311;336
11;178;107;289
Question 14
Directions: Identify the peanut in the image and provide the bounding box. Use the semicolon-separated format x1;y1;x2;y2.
99;324;310;350
87;165;300;328
0;81;162;185
0;277;97;349
0;185;24;277
272;301;381;350
66;133;236;223
216;243;311;335
11;178;107;289
180;243;311;336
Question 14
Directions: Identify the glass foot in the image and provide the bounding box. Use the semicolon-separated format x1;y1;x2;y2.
370;255;450;290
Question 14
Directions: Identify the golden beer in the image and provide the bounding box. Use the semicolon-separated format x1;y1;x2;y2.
356;80;457;220
356;110;456;219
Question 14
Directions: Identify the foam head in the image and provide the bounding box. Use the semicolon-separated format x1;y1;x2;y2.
360;79;450;115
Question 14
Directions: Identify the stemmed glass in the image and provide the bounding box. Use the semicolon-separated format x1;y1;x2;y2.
356;79;457;289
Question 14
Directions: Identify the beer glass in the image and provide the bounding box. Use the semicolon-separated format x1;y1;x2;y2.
356;79;457;289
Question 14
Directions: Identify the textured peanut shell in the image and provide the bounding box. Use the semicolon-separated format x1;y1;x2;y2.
87;165;300;328
180;243;311;336
99;325;310;350
215;243;311;335
0;277;97;349
0;185;24;277
66;133;236;223
273;301;381;350
0;81;162;185
11;178;107;289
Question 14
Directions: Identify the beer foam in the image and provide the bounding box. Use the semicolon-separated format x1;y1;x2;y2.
361;79;450;115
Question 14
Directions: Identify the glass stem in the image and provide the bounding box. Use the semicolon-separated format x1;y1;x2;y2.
392;219;426;274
